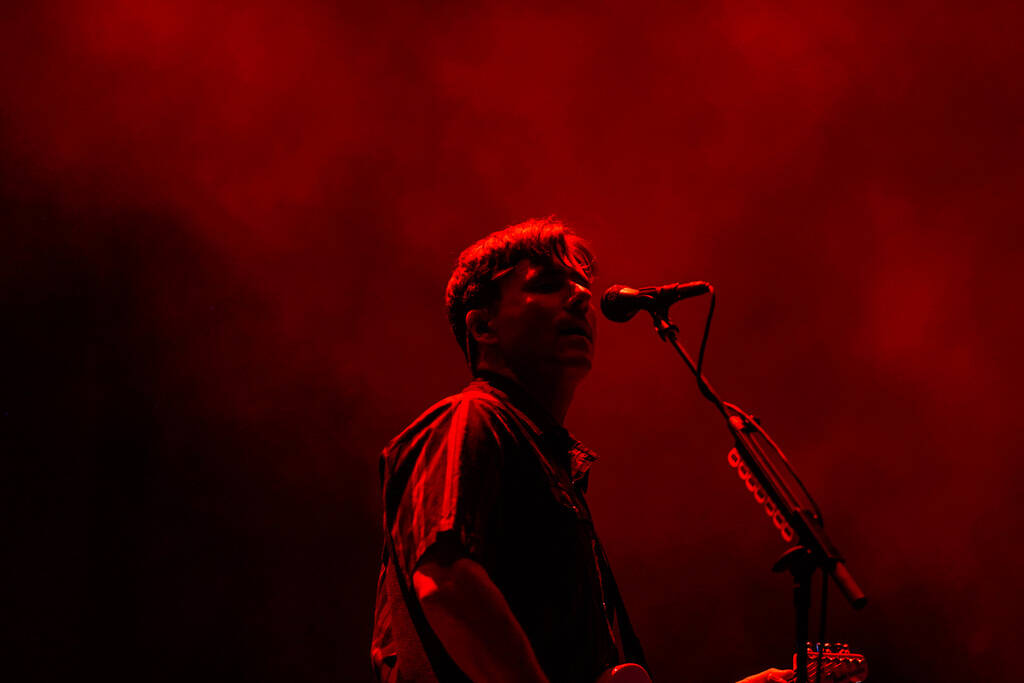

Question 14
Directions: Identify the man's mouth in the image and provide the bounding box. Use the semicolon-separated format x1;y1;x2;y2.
559;325;592;340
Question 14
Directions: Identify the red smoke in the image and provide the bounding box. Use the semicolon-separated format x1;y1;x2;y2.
3;2;1021;681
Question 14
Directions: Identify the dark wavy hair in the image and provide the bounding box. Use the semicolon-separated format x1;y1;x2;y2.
445;217;596;369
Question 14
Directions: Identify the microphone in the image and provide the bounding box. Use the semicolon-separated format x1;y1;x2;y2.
600;281;711;322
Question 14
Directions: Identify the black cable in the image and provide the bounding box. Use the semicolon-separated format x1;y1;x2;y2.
696;287;716;378
720;400;824;522
656;311;722;412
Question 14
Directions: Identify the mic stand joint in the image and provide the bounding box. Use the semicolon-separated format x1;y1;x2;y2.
650;308;679;343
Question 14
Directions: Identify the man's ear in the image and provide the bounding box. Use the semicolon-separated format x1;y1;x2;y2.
465;309;497;344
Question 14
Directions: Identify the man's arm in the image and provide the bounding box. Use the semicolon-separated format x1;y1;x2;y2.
736;669;795;683
413;556;549;683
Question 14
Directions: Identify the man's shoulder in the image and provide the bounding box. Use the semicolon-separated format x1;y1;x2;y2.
384;381;527;454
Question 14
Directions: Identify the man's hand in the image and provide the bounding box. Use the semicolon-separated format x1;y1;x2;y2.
413;554;549;683
736;668;796;683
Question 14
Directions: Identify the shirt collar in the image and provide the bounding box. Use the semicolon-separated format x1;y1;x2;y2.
472;371;561;431
471;371;599;482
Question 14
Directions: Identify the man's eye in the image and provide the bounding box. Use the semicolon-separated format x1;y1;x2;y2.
536;279;562;291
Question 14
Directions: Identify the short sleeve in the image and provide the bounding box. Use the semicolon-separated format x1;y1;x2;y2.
383;393;510;584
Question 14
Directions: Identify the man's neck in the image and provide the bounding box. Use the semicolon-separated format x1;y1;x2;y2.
475;363;577;425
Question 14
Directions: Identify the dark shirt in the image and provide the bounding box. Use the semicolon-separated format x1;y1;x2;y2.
371;372;640;683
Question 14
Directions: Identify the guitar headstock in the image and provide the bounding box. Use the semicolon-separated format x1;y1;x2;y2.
802;642;868;683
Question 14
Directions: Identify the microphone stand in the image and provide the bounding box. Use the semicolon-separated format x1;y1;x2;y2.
647;307;867;683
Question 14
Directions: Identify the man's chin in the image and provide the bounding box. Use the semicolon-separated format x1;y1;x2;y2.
557;353;593;373
517;352;593;379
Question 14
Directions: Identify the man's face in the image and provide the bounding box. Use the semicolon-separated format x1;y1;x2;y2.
486;257;596;378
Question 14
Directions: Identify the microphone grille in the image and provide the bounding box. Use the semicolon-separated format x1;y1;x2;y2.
600;285;640;323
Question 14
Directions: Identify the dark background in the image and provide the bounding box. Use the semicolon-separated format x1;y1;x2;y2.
4;2;1022;681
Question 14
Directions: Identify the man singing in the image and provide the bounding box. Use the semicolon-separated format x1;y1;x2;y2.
371;218;794;683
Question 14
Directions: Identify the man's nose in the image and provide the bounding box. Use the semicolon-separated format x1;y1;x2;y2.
567;281;592;310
